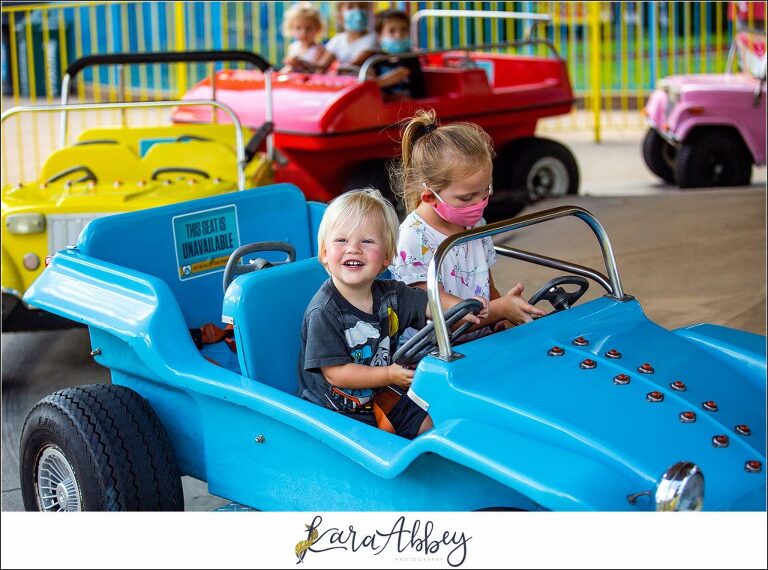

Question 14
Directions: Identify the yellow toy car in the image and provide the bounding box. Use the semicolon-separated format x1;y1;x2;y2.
2;51;275;329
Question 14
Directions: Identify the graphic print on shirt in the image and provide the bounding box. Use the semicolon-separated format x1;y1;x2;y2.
329;316;393;411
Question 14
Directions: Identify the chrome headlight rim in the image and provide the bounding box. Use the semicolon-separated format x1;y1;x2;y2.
655;461;705;512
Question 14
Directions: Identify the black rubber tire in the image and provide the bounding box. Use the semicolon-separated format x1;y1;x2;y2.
676;128;753;188
642;129;677;184
491;137;580;220
343;159;405;219
20;384;184;511
485;141;529;222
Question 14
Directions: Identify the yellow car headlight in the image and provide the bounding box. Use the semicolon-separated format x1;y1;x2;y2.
5;213;45;235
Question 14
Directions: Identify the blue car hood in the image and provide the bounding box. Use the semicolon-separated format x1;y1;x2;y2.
418;298;766;510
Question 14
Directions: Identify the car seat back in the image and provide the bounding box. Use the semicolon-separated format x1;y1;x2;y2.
142;139;240;183
222;257;328;394
77;183;322;328
40;143;144;185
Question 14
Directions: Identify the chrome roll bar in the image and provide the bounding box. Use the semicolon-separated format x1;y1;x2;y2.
58;50;275;163
357;38;560;83
427;206;630;360
493;244;613;294
411;9;551;48
2;99;248;191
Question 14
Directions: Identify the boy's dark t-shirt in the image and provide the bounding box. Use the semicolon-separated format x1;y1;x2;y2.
298;278;428;412
374;56;426;98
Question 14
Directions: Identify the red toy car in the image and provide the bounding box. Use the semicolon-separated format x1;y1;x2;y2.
173;10;579;220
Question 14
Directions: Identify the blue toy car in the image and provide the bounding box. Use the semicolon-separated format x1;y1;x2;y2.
20;184;766;511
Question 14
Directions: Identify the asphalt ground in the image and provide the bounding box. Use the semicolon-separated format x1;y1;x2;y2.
2;128;766;513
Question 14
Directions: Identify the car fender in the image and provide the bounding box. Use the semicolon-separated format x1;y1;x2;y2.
1;245;23;297
673;323;767;394
671;112;762;163
643;88;667;129
23;248;206;379
414;418;650;511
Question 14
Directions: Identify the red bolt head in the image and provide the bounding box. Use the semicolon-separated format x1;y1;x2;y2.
712;435;729;447
680;411;696;422
703;401;718;412
647;391;664;402
735;425;751;436
745;460;762;473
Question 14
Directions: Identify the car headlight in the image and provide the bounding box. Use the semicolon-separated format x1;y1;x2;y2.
5;213;45;235
655;461;704;511
668;88;680;106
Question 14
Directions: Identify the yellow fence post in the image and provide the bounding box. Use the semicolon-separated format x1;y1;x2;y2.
589;1;602;143
174;1;187;97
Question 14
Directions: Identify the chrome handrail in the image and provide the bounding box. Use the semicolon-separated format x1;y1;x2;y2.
427;206;630;360
411;9;551;48
357;38;560;83
493;244;613;294
2;99;248;191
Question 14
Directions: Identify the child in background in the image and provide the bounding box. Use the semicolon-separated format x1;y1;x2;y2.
316;2;378;72
372;8;425;99
281;3;327;73
389;109;546;337
298;188;487;439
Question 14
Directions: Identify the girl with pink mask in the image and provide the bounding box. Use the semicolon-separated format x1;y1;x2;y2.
389;109;545;338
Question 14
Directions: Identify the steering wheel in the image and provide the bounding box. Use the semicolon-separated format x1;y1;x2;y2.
392;298;484;365
151;167;210;181
289;60;321;74
175;134;213;143
44;165;98;185
528;276;589;312
222;241;296;292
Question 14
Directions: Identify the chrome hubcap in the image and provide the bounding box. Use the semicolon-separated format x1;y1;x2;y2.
37;447;82;511
527;157;569;201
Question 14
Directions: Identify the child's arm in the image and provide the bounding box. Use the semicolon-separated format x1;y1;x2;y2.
410;282;488;325
376;66;411;88
322;362;414;391
315;48;336;72
349;48;379;67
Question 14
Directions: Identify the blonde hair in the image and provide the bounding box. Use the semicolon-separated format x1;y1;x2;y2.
392;108;495;213
282;2;325;39
317;188;400;269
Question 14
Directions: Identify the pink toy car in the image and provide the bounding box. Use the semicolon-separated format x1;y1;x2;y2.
643;29;766;188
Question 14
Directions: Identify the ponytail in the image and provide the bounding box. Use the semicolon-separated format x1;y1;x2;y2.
392;108;494;214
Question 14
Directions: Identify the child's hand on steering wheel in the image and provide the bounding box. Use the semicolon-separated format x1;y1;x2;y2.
461;296;488;324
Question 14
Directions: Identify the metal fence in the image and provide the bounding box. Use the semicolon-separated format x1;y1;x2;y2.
2;1;766;136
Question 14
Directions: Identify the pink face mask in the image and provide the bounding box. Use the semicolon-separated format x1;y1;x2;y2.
424;183;490;227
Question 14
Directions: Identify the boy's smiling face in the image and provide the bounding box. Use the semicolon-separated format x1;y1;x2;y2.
321;214;391;292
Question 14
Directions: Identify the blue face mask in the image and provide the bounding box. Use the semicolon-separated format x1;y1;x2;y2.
380;37;411;54
343;9;368;32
